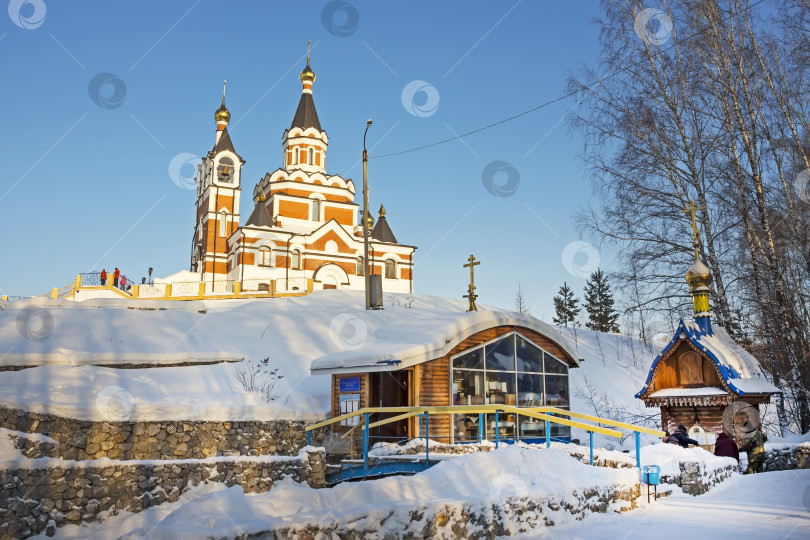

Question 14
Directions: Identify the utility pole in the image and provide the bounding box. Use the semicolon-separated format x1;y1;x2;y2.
363;119;373;310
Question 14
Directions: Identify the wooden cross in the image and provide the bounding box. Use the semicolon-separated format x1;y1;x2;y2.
463;254;480;312
681;201;705;258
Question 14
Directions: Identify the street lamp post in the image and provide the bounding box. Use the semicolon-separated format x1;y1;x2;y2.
363;119;373;310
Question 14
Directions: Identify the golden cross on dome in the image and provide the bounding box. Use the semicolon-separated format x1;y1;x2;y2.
307;40;311;61
463;254;480;312
681;201;705;259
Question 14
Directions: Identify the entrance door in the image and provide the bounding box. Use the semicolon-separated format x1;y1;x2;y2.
370;370;410;443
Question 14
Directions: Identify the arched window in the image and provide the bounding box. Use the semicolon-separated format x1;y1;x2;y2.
259;246;272;267
217;157;234;183
291;249;301;270
219;211;228;237
311;198;321;221
356;256;364;276
294;148;299;164
385;259;397;279
308;148;314;165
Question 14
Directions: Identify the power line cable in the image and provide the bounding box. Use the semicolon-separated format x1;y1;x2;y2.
371;0;767;159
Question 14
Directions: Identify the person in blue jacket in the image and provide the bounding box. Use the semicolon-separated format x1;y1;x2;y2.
666;425;699;448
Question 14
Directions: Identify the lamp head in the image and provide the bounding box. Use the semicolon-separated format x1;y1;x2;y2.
367;119;373;126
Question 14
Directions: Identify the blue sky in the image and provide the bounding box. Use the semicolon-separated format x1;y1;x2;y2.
0;0;615;320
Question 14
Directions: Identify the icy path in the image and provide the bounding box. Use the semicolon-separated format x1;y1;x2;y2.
526;469;810;540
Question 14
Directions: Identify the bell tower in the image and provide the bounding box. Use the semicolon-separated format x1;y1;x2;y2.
191;81;245;281
281;42;328;174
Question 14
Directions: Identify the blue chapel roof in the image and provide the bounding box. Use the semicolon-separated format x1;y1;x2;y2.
635;319;780;399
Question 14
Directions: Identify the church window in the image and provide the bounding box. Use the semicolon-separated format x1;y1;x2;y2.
308;148;314;165
217;157;234;183
291;249;301;270
219;211;228;238
259;246;272;267
311;198;321;221
385;259;397;279
294;148;299;164
356;256;364;276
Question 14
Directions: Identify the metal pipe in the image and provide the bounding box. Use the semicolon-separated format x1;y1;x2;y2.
425;411;429;467
589;431;594;465
545;420;550;448
635;431;641;469
363;119;372;310
495;410;500;449
478;413;483;443
363;412;370;471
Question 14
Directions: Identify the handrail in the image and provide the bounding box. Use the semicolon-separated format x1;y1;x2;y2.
535;407;665;437
306;405;623;439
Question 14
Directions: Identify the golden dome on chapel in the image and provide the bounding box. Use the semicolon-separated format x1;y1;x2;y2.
300;59;316;84
686;257;713;291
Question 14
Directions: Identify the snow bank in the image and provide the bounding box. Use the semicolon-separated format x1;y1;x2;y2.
117;445;639;539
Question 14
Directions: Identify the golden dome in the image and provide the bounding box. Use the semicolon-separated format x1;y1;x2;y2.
215;100;230;124
686;257;713;291
300;59;316;84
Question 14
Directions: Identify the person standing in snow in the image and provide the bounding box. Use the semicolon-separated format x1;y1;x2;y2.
120;275;127;291
739;427;766;474
714;431;739;462
100;269;107;286
113;267;120;288
667;425;699;448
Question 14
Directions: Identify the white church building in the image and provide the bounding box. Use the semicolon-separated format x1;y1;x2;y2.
189;53;416;294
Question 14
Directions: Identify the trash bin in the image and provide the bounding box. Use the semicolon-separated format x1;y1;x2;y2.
642;465;660;485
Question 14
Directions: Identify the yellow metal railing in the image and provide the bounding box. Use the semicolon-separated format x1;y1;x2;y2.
306;405;664;470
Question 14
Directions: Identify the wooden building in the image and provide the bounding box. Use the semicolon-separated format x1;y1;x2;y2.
636;255;779;439
311;314;581;445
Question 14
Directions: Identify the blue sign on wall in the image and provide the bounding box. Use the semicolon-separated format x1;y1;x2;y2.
339;377;360;392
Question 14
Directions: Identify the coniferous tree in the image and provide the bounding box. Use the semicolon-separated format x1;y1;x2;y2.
553;282;580;327
583;269;619;332
514;282;528;314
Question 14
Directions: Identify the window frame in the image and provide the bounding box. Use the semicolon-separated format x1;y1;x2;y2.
449;330;571;443
258;246;273;267
290;249;301;270
384;259;397;279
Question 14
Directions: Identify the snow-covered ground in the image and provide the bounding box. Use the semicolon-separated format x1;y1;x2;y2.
35;444;810;540
539;469;810;540
0;291;785;434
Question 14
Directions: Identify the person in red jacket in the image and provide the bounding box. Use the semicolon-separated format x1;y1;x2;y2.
113;268;120;288
100;269;107;286
714;431;740;462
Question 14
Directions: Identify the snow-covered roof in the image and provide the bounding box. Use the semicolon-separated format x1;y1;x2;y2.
648;387;727;398
636;319;781;399
309;308;581;374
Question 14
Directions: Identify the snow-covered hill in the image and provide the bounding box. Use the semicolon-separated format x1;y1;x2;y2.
0;292;677;440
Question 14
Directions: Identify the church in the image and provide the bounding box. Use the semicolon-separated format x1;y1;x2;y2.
189;53;416;294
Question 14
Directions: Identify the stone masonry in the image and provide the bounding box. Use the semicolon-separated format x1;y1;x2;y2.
0;448;326;539
0;407;327;461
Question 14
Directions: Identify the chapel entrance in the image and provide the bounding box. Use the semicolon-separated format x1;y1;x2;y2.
369;370;410;443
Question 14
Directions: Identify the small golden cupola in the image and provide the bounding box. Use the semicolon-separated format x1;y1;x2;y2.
300;41;316;93
215;80;230;130
682;201;713;333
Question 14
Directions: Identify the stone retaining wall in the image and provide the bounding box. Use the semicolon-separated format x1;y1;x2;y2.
0;448;325;539
660;461;737;495
238;483;640;539
762;445;810;471
0;408;326;461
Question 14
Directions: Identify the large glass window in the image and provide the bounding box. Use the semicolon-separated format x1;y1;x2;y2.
452;348;483;370
449;331;570;442
485;334;515;371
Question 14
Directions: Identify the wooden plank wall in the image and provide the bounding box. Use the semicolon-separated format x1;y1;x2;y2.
661;405;726;435
652;341;724;392
330;373;369;434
